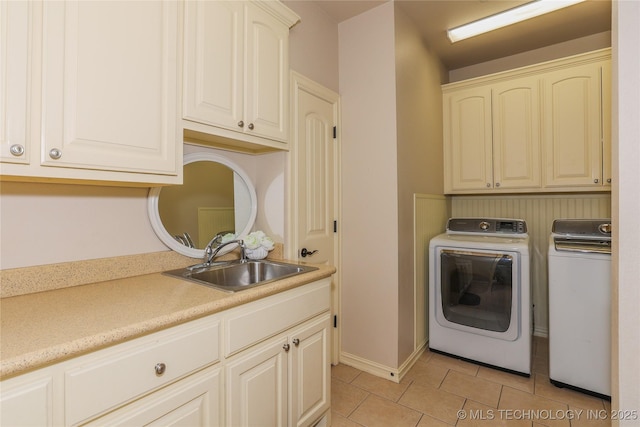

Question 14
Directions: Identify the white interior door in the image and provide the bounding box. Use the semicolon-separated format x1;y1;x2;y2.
288;72;340;363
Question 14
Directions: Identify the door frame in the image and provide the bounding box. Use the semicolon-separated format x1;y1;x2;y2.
286;71;341;364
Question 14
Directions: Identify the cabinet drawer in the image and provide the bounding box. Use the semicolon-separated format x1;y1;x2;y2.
225;278;331;356
65;317;220;425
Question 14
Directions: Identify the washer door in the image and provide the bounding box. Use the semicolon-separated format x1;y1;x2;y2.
434;247;521;341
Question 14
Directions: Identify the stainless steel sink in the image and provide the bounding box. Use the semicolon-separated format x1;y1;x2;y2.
163;259;318;292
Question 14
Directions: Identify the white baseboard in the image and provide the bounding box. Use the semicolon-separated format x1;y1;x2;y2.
397;341;427;381
339;352;401;383
339;344;427;384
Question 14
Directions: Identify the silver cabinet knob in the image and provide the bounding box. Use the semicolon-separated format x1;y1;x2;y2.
248;123;254;130
495;182;501;187
9;144;25;156
283;343;290;352
237;120;244;128
49;148;62;159
292;338;300;346
599;223;612;234
486;183;491;188
607;178;612;183
154;362;166;376
594;179;599;184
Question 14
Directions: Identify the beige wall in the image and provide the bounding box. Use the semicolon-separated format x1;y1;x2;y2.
0;182;167;270
612;0;640;421
284;0;339;93
449;31;611;82
339;2;400;368
338;2;447;371
0;144;271;270
394;5;447;364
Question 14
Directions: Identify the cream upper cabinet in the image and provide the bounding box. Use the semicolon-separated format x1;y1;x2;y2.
0;1;182;186
0;1;31;165
444;86;493;192
444;77;541;193
443;49;610;194
183;0;299;153
183;1;243;134
601;61;612;187
492;77;541;190
541;62;605;188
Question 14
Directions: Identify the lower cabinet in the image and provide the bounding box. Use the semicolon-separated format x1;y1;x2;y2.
84;367;222;427
0;278;331;427
0;373;54;426
226;314;331;427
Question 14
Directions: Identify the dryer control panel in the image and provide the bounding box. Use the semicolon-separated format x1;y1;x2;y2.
447;218;528;235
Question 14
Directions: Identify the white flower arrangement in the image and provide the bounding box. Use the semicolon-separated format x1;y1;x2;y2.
243;230;275;259
220;233;237;244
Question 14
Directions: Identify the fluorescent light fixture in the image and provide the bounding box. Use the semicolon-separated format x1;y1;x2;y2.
447;0;586;43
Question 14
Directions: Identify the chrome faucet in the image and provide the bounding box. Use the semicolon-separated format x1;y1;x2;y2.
205;239;247;265
186;234;246;271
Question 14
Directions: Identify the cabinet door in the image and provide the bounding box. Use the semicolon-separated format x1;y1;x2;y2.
183;0;243;132
492;78;541;190
0;0;31;165
444;87;493;192
84;367;222;427
244;4;290;142
40;1;179;175
226;338;288;427
289;315;331;427
0;374;54;427
542;63;602;187
601;61;611;187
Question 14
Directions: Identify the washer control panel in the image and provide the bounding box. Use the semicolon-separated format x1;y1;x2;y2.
447;218;528;235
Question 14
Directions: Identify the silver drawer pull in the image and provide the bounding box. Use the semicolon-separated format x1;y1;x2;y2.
154;362;166;376
49;148;62;159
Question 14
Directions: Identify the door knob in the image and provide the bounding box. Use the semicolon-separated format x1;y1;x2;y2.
300;248;318;258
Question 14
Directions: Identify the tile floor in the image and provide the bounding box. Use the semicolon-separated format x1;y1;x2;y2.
331;337;611;427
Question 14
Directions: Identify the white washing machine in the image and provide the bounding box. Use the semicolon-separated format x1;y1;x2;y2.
429;218;532;376
548;219;611;399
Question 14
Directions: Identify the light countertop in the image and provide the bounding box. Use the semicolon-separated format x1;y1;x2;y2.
0;262;335;380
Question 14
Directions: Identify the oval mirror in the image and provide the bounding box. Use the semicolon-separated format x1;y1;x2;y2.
148;152;257;258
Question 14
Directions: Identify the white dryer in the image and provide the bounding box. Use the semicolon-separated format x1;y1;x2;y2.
429;218;532;376
548;219;611;399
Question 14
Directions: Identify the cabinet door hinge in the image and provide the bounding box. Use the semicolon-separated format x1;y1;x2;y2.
333;220;337;233
333;315;338;328
333;126;337;139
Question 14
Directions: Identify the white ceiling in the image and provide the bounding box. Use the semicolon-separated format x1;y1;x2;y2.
310;0;612;70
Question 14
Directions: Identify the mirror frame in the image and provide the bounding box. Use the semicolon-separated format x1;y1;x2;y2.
148;152;258;258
